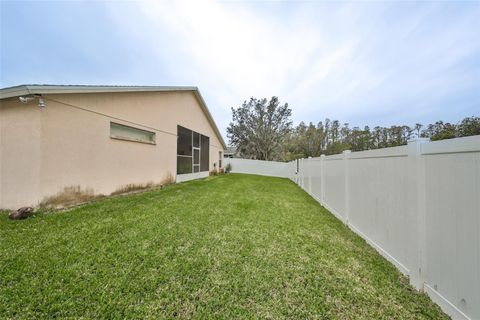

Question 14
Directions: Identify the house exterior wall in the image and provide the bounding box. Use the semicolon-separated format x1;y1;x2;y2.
0;91;224;209
0;99;42;209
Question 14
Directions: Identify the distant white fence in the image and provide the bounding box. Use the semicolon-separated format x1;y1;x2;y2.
224;158;289;178
227;136;480;320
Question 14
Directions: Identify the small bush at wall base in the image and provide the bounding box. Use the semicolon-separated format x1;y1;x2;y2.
111;173;175;196
210;168;226;176
40;186;105;209
38;173;176;211
160;172;175;186
111;182;155;196
225;163;232;173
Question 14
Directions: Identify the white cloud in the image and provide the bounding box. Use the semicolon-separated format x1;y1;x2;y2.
106;0;480;138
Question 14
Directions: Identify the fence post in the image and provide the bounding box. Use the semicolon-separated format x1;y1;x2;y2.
303;158;307;191
295;159;299;184
407;138;429;291
302;158;306;190
299;158;303;188
298;158;301;186
299;158;302;186
320;154;326;205
343;150;351;224
308;157;312;195
291;160;295;181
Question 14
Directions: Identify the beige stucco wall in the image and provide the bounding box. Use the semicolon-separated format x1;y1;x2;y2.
0;91;225;209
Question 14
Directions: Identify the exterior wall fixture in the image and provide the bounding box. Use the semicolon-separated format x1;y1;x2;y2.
18;95;36;103
37;97;46;109
18;95;46;109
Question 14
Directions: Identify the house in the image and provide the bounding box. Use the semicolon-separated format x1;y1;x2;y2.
0;85;227;209
223;146;239;158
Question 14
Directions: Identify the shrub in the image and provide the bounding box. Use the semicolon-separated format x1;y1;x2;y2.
160;172;175;186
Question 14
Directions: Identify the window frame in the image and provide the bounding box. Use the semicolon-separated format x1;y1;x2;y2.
110;122;156;145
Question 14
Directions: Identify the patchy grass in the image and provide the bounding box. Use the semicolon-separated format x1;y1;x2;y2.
0;174;448;319
110;181;156;196
39;185;105;209
111;173;175;196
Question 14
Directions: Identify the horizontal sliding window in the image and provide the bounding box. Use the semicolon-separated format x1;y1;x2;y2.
177;125;209;174
110;122;155;144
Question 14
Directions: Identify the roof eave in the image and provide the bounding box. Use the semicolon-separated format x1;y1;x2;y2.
0;85;198;100
192;89;227;149
0;85;227;149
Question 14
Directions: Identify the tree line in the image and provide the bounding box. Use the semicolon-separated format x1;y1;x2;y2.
227;96;480;161
283;117;480;160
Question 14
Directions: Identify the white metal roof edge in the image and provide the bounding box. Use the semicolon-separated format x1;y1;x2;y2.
0;85;198;99
0;84;227;149
192;89;228;149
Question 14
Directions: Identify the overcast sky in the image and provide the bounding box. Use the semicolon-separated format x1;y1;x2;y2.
1;0;479;140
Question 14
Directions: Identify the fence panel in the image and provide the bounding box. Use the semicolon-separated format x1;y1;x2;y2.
347;146;411;274
323;154;346;221
289;136;480;320
309;157;323;203
223;136;479;319
224;158;289;178
422;137;480;319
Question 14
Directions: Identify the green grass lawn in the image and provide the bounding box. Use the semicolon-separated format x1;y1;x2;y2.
0;174;447;319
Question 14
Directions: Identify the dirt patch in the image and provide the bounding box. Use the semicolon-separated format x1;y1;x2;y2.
40;186;105;209
111;173;175;196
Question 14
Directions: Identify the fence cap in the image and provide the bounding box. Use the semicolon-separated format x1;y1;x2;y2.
407;138;430;144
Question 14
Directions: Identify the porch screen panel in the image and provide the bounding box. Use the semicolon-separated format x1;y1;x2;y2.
193;132;200;148
177;126;192;156
177;156;192;174
177;125;210;174
200;135;209;172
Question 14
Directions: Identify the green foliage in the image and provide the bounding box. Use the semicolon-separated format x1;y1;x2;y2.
457;116;480;136
1;175;447;319
227;97;480;161
227;97;292;161
226;95;478;161
422;121;456;141
283;116;479;159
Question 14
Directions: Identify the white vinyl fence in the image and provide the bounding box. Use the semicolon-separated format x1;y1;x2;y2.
225;158;290;178
227;136;480;320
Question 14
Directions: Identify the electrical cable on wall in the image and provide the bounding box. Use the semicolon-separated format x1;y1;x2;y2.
43;96;224;149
